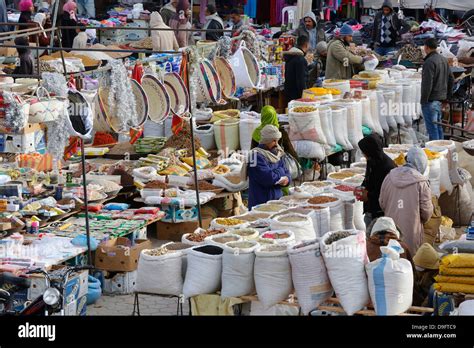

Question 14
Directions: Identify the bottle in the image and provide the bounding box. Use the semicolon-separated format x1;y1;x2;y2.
31;221;40;234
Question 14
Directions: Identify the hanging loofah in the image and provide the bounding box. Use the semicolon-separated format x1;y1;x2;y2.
108;60;138;131
41;72;68;97
2;91;28;133
41;72;70;160
216;36;231;59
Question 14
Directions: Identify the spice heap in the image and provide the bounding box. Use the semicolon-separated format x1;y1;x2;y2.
144;247;177;257
164;122;202;153
308;196;338;204
278;215;305;223
189;181;221;191
253;204;287;212
328;171;357;180
144;181;168;189
214;218;245;226
93;132;117;146
210;235;240;244
334;185;355;192
292;106;316;113
262;232;291;239
185;228;226;242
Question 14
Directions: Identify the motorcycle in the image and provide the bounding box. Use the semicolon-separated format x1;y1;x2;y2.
0;265;93;316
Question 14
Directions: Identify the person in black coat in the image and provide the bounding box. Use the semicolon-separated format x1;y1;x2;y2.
357;133;396;228
60;0;78;49
284;35;309;102
202;4;224;42
13;36;34;75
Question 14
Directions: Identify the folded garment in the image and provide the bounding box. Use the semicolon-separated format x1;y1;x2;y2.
434;282;474;294
441;254;474;268
435;275;474;285
439;265;474;276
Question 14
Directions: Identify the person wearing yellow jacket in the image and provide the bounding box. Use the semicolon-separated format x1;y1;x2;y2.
326;24;372;80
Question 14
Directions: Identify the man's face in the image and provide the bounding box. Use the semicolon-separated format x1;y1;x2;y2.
231;14;240;24
304;17;314;29
423;45;432;55
343;35;353;44
205;9;210;16
382;6;391;15
267;139;278;150
171;0;178;8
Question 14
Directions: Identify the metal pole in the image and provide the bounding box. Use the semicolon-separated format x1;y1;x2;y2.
80;139;93;264
49;0;60;55
185;52;202;228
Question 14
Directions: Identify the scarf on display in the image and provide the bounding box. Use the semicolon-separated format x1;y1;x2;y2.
201;13;224;40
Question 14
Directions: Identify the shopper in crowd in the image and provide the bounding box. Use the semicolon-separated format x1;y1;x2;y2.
366;217;413;263
307;40;328;87
33;12;51;47
379;147;433;256
160;0;178;26
61;0;78;49
76;0;95;19
412;243;440;306
284;35;309;102
169;0;192;48
72;23;88;49
0;0;10;33
202;4;224;41
150;11;179;51
246;125;291;209
357;133;396;227
251;105;298;157
230;8;243;32
86;28;98;45
13;36;34;75
293;11;325;52
371;0;404;56
326;24;373;80
18;0;34;25
421;38;454;141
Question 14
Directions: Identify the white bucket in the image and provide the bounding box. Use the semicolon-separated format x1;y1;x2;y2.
195;124;216;150
229;42;261;89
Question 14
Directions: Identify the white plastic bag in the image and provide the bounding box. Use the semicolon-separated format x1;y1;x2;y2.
366;240;414;315
292;140;325;160
254;245;293;309
221;241;259;298
288;239;333;315
288;107;327;144
183;245;223;298
320;230;370;315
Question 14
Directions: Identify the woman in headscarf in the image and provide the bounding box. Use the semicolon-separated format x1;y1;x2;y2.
169;0;192;48
251;106;299;195
379;147;434;255
244;125;291;209
61;0;78;49
18;0;34;25
357;133;396;227
150;11;179;51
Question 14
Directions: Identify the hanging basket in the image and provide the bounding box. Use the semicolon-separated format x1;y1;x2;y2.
213;56;236;99
195;59;223;104
141;74;171;124
229;42;261;89
67;89;93;140
163;72;190;116
130;79;149;128
97;87;129;134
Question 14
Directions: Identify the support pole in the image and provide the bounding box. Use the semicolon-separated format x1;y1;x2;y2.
80;139;93;264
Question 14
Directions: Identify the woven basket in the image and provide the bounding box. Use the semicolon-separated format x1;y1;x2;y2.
141;74;171;124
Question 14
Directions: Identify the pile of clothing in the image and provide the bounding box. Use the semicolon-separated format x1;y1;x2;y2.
434;254;474;294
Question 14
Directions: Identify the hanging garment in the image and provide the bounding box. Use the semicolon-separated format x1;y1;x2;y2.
244;0;257;19
296;0;312;24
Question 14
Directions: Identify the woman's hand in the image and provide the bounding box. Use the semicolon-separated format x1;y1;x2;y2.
277;176;289;186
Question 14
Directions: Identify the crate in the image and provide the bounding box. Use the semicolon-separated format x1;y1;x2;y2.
102;270;137;295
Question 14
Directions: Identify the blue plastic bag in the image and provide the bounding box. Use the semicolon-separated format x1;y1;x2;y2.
71;234;98;251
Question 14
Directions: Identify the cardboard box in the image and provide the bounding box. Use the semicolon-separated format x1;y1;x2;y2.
95;238;152;272
0;129;46;154
102;270;137;295
0;41;17;57
155;217;212;241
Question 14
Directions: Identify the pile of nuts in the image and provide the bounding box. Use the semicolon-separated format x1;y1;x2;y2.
308;196;339;205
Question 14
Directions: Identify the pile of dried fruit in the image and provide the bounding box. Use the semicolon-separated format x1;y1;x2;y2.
308;196;339;205
185;228;226;242
325;231;353;245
